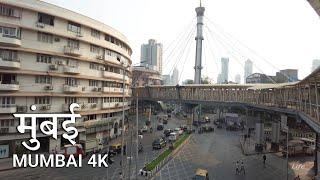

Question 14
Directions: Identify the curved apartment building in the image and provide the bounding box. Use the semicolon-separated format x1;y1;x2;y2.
0;0;132;155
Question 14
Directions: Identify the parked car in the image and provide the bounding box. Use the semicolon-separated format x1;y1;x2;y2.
152;137;167;150
157;124;164;131
164;129;173;137
180;125;188;131
62;144;84;158
168;132;178;142
174;127;184;135
141;125;148;133
163;119;168;124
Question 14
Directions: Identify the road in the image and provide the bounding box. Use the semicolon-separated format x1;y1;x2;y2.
154;124;312;180
0;114;182;180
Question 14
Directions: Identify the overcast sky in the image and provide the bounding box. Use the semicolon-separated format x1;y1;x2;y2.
44;0;320;83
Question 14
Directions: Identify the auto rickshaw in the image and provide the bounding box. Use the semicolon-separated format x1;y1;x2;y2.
194;168;209;180
109;143;126;155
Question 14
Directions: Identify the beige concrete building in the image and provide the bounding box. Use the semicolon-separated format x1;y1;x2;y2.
132;66;162;86
0;0;132;156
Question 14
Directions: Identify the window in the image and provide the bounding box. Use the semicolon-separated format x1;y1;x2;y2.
67;39;79;49
35;75;52;84
36;54;52;63
65;97;77;104
67;21;81;34
65;77;78;86
91;29;100;39
89;80;99;87
1;97;15;107
0;26;20;38
87;114;96;120
38;13;54;26
37;32;53;43
0;4;21;18
88;97;98;104
35;97;51;104
89;63;100;70
0;49;17;61
90;44;101;54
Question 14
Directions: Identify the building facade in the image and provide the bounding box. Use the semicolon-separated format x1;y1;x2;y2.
132;66;162;86
275;69;298;83
0;0;132;156
140;39;163;73
171;67;179;85
235;74;241;84
162;74;171;85
244;59;253;83
312;59;320;72
218;57;229;84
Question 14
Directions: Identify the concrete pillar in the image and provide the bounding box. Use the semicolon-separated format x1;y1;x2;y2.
255;122;264;152
271;121;280;151
315;133;320;177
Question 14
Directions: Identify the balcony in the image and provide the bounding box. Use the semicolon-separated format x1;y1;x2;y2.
0;34;21;47
63;46;81;56
62;103;94;112
63;85;83;93
0;58;20;69
63;66;80;74
0;82;19;91
103;71;123;80
0;105;17;114
102;102;117;109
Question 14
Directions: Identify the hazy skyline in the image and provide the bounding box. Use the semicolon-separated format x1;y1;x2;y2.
44;0;320;83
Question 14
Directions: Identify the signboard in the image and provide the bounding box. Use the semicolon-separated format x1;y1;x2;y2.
0;145;9;159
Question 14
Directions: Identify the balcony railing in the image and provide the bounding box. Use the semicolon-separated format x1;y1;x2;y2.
63;85;83;93
0;34;21;47
0;105;17;114
63;66;80;74
63;46;81;56
0;81;19;91
0;58;20;69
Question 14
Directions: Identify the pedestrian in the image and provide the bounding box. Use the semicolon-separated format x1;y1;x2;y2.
235;161;240;174
263;154;266;166
294;175;300;180
240;161;245;175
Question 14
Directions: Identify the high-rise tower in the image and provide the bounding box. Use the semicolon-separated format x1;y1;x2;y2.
194;2;205;84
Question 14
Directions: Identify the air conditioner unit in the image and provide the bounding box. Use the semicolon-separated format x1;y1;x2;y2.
82;87;86;91
92;87;98;91
17;106;27;113
91;104;97;108
57;60;64;65
81;104;87;109
96;55;104;60
49;64;58;70
98;87;102;92
54;37;60;42
44;85;54;90
36;22;45;28
40;105;51;110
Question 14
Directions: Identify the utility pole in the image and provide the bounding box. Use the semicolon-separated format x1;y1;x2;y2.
135;92;139;180
121;63;126;179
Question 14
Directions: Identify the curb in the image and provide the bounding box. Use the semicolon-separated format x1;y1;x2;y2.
0;167;16;172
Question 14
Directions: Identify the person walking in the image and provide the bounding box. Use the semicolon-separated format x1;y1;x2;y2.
263;154;266;167
240;161;245;175
235;161;240;174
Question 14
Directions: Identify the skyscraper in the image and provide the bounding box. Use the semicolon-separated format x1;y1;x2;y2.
244;59;253;83
235;74;241;84
312;59;320;72
171;67;179;85
220;57;229;83
140;39;163;73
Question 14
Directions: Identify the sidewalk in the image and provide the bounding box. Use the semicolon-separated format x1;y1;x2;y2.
0;157;14;172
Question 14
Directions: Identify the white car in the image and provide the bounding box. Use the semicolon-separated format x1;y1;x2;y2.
174;127;183;135
168;132;178;142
